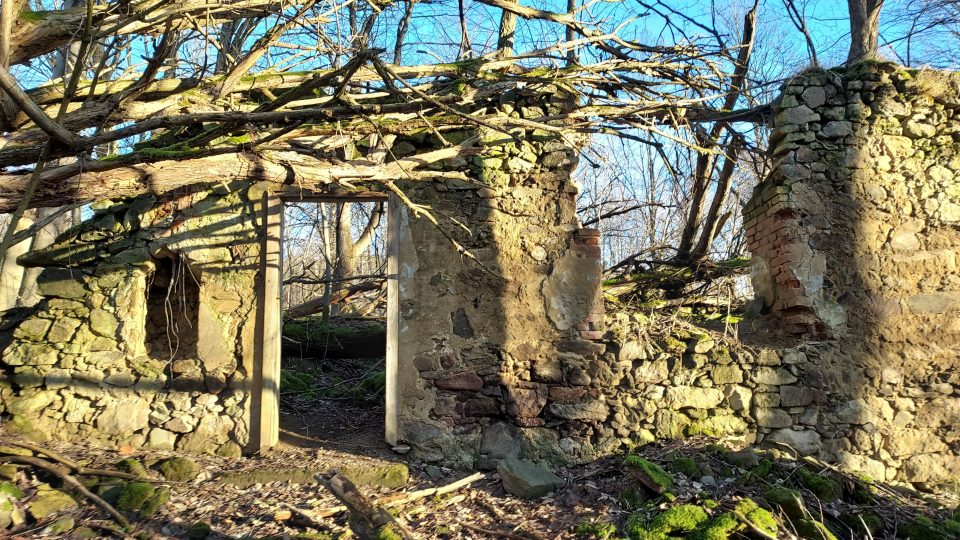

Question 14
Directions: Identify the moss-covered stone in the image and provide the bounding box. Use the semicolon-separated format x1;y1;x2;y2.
115;458;149;478
795;519;839;540
690;512;741;540
140;486;170;517
47;516;75;534
668;457;700;478
624;455;673;494
734;499;777;537
797;468;841;501
745;459;773;483
157;457;200;482
27;484;77;520
341;463;409;489
896;515;959;540
627;504;710;539
765;486;806;520
840;512;884;536
116;482;155;512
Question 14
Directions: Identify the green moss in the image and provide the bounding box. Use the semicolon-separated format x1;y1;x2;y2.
668;458;699;478
188;521;211;539
0;482;23;499
624;456;673;494
116;482;155;512
690;513;741;540
157;457;200;482
373;524;403;540
685;422;723;438
849;480;876;504
574;520;618;539
140;486;170;517
896;515;959;540
19;9;51;23
840;512;884;536
745;459;773;483
115;458;149;478
796;519;839;540
626;505;711;538
764;486;806;520
734;499;777;536
797;468;841;501
650;505;709;533
619;486;647;510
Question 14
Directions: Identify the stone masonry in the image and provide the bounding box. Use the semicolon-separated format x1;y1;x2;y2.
1;68;957;490
743;62;960;487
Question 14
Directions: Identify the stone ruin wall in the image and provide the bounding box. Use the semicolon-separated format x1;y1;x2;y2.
743;62;960;487
1;71;958;489
0;185;266;456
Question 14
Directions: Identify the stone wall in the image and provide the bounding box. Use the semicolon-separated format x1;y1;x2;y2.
0;84;618;468
391;86;609;467
743;62;960;488
0;185;266;456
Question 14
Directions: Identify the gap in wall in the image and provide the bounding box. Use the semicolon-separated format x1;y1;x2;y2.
277;198;392;457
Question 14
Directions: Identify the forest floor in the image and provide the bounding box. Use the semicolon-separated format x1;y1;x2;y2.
1;423;959;540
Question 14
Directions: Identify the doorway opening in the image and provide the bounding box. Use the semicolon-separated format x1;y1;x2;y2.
274;197;398;455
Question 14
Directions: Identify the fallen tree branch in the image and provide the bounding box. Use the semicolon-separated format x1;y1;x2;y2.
0;455;132;530
317;470;417;540
0;439;170;482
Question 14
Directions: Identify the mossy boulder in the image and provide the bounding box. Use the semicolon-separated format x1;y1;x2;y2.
341;463;409;489
140;486;170;517
116;482;155;512
690;512;740;540
27;484;77;520
624;455;673;494
47;516;75;534
157;457;200;482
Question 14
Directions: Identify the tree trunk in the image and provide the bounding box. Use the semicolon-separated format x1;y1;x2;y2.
847;0;884;61
17;0;82;308
19;207;72;306
0;144;473;212
0;210;35;311
497;5;517;57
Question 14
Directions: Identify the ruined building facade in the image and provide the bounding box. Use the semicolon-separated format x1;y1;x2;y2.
1;66;958;488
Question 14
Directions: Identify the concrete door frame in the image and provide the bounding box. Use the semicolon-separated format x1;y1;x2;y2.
252;193;399;452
